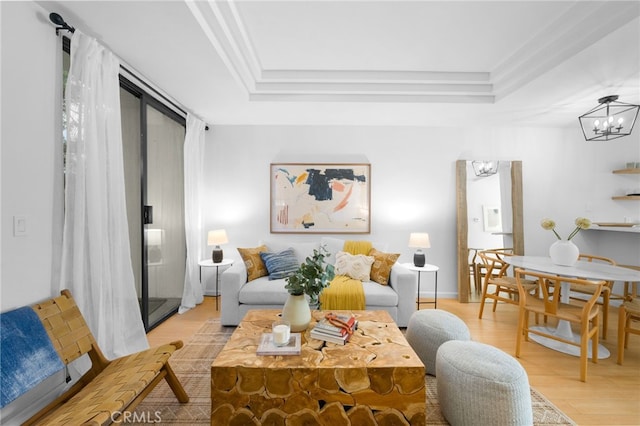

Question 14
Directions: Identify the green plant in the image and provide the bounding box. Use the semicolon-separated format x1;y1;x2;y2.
285;246;335;307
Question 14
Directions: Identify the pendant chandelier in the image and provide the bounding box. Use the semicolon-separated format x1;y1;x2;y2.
579;95;639;141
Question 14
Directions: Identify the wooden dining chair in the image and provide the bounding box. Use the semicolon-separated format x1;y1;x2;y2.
477;249;537;319
617;296;640;365
568;254;616;339
514;268;605;382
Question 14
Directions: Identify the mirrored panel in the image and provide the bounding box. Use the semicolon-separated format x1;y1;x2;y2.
456;160;523;302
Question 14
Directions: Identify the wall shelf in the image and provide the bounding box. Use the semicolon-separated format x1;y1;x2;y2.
613;168;640;174
612;168;640;200
612;195;640;200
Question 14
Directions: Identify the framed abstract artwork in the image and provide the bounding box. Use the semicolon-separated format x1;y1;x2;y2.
270;163;371;234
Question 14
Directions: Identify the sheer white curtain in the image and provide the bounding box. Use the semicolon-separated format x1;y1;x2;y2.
179;114;206;313
60;31;148;358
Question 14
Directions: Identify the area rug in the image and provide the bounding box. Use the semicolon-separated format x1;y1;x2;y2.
132;319;575;425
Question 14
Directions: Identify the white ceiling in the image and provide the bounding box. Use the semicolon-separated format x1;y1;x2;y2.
43;1;640;127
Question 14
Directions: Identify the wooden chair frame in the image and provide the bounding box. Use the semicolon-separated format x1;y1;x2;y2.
514;268;605;382
617;297;640;365
477;249;537;319
24;290;188;425
568;254;616;339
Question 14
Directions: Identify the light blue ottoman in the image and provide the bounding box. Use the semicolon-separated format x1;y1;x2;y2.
405;309;471;375
436;340;533;426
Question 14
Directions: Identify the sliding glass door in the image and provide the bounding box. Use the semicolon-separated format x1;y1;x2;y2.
121;86;186;331
144;103;186;329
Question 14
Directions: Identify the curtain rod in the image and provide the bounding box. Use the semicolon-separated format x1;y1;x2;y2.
51;12;209;131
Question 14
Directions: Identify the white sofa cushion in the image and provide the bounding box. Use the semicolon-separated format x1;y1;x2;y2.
361;281;399;306
238;277;290;305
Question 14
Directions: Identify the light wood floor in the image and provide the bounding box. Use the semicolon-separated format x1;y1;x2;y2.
147;296;640;425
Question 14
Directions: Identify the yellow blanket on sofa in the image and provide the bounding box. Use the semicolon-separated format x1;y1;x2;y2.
320;241;371;310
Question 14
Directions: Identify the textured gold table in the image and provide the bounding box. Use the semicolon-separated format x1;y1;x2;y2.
211;309;426;425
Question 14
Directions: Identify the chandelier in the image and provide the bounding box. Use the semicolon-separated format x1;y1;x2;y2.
579;95;639;141
472;160;499;177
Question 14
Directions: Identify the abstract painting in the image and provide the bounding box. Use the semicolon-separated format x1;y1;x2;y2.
271;163;371;233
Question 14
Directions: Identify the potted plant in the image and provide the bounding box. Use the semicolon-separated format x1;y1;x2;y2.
283;246;335;331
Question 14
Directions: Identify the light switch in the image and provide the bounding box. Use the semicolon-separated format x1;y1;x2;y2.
13;215;27;236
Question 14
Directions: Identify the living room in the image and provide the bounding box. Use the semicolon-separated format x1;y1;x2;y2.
1;1;639;424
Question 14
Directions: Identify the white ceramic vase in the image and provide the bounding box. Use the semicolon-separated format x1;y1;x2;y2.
549;240;579;266
282;293;311;332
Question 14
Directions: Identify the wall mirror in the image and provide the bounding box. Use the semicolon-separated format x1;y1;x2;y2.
456;160;524;302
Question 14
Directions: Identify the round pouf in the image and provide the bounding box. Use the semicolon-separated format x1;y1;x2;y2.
436;340;533;426
405;309;471;375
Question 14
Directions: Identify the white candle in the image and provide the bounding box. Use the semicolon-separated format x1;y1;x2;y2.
272;324;290;346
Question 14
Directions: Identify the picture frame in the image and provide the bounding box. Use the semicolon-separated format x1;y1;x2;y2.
482;205;502;233
270;163;371;234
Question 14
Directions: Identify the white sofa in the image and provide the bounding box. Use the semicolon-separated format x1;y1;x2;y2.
220;237;418;327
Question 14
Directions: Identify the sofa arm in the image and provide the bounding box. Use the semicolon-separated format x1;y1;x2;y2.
388;263;417;327
220;262;247;326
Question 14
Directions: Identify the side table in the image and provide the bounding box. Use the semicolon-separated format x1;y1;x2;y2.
402;263;439;309
198;259;234;310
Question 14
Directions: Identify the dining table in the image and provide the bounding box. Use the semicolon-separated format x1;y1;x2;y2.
505;255;640;359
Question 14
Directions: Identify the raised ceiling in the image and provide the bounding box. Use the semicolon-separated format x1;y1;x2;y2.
44;1;640;127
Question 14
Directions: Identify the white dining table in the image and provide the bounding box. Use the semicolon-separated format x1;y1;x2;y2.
506;255;640;359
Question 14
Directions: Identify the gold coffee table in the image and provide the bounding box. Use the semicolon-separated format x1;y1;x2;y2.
211;309;426;425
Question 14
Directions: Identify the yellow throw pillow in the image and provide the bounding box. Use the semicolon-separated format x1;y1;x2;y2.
237;245;268;281
334;251;375;281
369;248;400;285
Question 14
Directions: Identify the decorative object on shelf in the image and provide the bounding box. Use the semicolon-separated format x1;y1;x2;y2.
579;95;639;141
283;247;335;331
207;229;228;263
270;163;371;234
472;160;499;177
409;232;430;267
541;217;591;266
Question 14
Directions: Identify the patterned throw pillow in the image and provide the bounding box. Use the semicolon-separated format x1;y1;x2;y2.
334;251;375;281
369;248;400;285
260;248;300;280
237;245;268;281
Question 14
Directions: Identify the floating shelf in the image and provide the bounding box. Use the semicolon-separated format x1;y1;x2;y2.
613;168;640;174
612;195;640;200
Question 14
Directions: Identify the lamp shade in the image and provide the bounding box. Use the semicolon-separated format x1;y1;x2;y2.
408;233;431;249
207;229;228;246
579;95;639;141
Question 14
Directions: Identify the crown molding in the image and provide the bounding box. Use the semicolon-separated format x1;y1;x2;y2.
186;0;639;104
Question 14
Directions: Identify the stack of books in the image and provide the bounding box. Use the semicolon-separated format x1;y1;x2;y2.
309;314;357;345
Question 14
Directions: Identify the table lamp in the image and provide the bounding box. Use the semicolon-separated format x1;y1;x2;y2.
409;232;430;267
208;229;228;263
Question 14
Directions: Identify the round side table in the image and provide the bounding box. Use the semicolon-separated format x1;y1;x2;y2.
402;262;440;309
198;259;234;310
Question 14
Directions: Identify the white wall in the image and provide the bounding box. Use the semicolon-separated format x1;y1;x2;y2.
203;125;640;299
1;2;64;311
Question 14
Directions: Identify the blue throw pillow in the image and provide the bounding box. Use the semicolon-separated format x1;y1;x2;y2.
260;248;300;280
